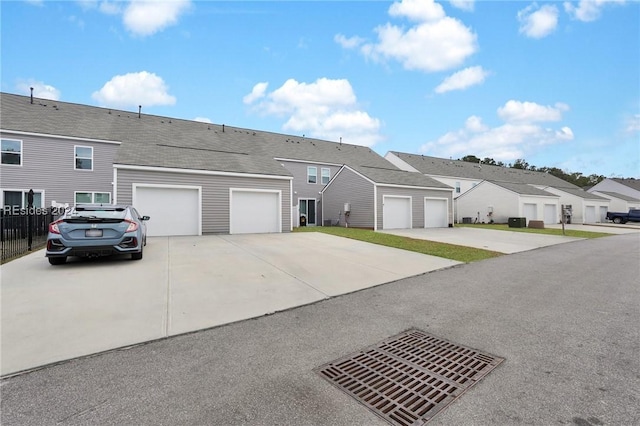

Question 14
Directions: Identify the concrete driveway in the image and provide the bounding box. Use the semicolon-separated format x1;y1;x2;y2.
0;232;459;376
380;223;640;254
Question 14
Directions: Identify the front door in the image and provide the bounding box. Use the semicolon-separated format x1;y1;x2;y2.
299;199;316;226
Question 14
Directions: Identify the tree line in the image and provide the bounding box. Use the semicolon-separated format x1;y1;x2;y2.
459;155;606;188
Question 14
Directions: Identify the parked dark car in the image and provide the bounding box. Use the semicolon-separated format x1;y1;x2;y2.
45;204;149;265
605;209;640;224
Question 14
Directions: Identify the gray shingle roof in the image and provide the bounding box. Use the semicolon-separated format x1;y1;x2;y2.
2;93;438;188
611;178;640;191
593;191;640;202
550;186;609;200
350;165;452;189
389;151;582;189
490;181;558;197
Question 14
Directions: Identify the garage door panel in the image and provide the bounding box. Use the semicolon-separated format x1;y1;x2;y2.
425;198;448;228
134;186;200;237
231;190;280;234
383;197;411;230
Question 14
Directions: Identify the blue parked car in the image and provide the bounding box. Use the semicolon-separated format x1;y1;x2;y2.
46;204;149;265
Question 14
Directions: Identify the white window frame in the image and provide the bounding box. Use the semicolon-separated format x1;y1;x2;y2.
1;138;23;166
74;191;111;204
455;181;461;193
321;167;330;185
1;189;45;208
307;166;317;184
74;145;94;171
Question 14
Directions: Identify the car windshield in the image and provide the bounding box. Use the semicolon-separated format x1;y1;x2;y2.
68;208;126;220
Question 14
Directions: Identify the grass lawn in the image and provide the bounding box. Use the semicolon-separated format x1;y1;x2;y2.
455;223;612;239
294;226;503;263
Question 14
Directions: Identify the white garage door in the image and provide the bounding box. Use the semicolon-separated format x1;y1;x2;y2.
383;196;412;230
523;203;537;221
424;198;448;228
230;190;281;234
585;205;597;223
544;204;557;224
134;185;200;236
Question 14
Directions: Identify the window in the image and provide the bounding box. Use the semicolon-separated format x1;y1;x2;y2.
75;146;93;170
75;192;111;204
2;190;43;208
307;166;317;184
321;168;331;185
455;182;461;193
1;139;22;165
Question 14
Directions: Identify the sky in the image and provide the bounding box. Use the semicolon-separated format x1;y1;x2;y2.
1;0;639;178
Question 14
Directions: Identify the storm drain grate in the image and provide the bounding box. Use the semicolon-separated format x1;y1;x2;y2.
315;329;503;426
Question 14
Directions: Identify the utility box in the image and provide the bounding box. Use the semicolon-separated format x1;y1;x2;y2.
343;203;351;213
508;217;527;228
462;217;472;224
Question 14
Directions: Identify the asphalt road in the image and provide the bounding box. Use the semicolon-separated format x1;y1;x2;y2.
1;233;639;426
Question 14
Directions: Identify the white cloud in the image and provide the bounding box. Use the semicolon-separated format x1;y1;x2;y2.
342;0;478;73
92;71;176;108
449;0;475;12
419;99;574;162
564;0;625;22
244;78;382;147
16;80;61;100
518;3;559;38
435;66;489;93
497;100;569;123
99;1;122;15
389;0;446;22
194;117;212;123
625;114;640;133
334;34;366;49
123;0;191;37
243;82;268;105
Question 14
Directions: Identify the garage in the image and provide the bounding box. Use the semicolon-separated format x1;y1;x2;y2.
585;205;597;223
133;184;201;237
544;204;557;224
230;189;281;234
383;196;412;230
424;198;448;228
523;203;537;221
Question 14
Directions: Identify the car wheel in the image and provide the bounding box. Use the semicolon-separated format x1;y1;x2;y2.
613;217;622;224
48;257;66;265
132;249;143;260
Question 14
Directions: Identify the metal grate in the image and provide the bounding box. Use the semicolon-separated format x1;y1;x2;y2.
315;329;503;426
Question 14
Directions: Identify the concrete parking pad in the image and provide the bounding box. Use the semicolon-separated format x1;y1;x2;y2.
0;232;459;376
380;227;586;253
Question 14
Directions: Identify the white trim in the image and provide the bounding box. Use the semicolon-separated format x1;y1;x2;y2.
423;196;449;228
132;183;203;236
373;185;378;231
321;167;331;185
74;191;111;204
113;167;118;204
307;166;318;184
274;157;343;167
114;163;292;180
74;145;94;171
376;183;453;191
229;188;282;234
1;129;121;145
1;138;23;167
290;179;294;231
382;194;413;230
1;188;45;208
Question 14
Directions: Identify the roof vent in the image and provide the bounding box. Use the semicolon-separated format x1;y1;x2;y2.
138;105;142;118
30;87;34;104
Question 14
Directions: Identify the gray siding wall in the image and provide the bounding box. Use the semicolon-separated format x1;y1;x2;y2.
116;168;291;234
376;186;453;229
279;160;342;225
322;168;374;228
1;132;117;206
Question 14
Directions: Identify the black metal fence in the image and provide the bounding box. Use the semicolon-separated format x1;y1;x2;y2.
1;208;55;263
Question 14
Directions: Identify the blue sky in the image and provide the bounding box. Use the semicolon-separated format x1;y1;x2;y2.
2;0;639;178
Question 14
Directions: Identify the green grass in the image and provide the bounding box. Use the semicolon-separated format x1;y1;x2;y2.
294;226;503;263
455;223;612;239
